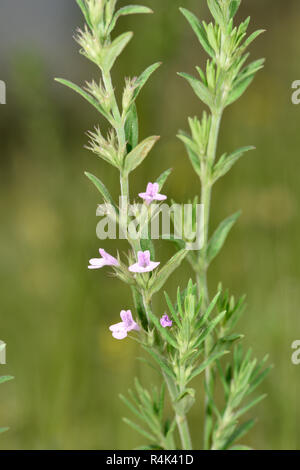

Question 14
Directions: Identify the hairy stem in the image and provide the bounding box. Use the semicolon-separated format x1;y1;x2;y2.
197;111;223;449
163;373;193;450
142;295;192;449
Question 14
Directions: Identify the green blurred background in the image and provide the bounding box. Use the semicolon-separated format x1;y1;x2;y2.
0;0;299;449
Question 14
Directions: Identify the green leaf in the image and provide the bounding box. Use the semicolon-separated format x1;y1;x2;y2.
131;286;148;330
103;32;133;72
177;131;201;176
0;376;14;385
200;291;221;325
108;5;153;34
125;103;139;153
178;72;213;109
195;310;227;348
213;146;254;182
179;8;215;58
122;417;156;442
223;419;255;450
85;172;118;210
143;347;175;379
243;30;265;50
133;62;162;101
225;58;265;107
76;0;92;29
149;250;188;296
124;135;159;174
235;394;267;420
54;78;112;122
155;168;172;191
226;76;255;106
189;350;229;381
207;211;241;265
229;0;241;19
207;0;224;26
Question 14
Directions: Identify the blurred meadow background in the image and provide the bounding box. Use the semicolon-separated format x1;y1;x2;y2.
0;0;299;449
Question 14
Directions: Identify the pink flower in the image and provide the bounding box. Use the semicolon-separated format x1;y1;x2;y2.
128;250;160;273
139;182;167;205
160;314;173;328
109;310;140;340
88;248;119;270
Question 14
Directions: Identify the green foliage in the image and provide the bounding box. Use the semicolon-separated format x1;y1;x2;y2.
148;250;188;297
60;0;270;451
206;211;241;265
120;379;176;450
210;345;271;450
177;0;269;450
124;136;160;174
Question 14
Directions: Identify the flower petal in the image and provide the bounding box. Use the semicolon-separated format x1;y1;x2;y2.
112;329;128;340
152;183;159;195
88;258;106;269
109;322;125;332
99;249;119;266
129;261;160;273
155;193;167;201
120;309;133;326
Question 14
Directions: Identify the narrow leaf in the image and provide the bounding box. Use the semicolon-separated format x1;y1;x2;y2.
207;211;241;264
103;32;133;72
229;0;241;19
213;146;254;182
133;62;162;101
122;417;156;441
235;394;267;420
124;136;159;174
178;72;213;109
223;419;255;450
55;78;112;122
108;5;153;34
76;0;92;29
189;350;229;381
143;347;175;379
156;168;172;191
119;394;143;421
149;250;188;296
85;172;118;210
0;376;14;385
180;8;215;58
125;103;139;153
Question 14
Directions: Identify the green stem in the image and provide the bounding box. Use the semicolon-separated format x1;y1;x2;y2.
196;111;223;449
163;373;193;450
142;295;192;450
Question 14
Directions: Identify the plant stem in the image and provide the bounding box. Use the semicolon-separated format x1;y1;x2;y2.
196;111;223;449
142;294;192;449
162;373;193;450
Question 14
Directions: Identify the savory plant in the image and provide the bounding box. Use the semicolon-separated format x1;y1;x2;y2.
56;0;270;450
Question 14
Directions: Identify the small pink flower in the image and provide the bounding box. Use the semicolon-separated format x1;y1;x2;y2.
88;248;119;270
139;182;167;205
128;250;160;273
160;314;173;328
109;310;140;340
